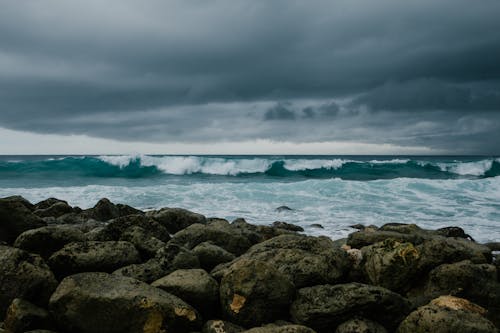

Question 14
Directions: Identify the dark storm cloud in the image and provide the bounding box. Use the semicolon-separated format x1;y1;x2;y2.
0;0;499;153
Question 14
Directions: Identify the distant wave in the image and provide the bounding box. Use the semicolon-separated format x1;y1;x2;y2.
1;155;499;180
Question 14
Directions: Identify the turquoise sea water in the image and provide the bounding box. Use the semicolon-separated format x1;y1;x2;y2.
1;155;499;242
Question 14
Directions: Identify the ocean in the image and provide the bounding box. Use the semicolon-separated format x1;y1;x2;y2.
1;155;499;243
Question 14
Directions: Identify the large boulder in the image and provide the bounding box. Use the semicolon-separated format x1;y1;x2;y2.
220;259;295;327
202;320;245;333
33;198;67;210
347;230;424;249
152;269;219;317
119;225;166;259
114;243;200;283
14;225;86;259
83;198;143;222
148;207;206;233
361;239;420;292
49;272;202;333
243;324;316;333
4;298;53;333
193;241;236;271
335;318;387;333
397;301;497;333
48;241;141;278
33;201;74;218
0;246;57;319
290;283;411;332
0;196;46;244
214;235;350;288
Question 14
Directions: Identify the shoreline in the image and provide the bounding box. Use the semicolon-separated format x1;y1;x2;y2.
0;195;499;333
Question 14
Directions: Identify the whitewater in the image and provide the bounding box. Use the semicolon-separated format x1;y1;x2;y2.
1;155;499;243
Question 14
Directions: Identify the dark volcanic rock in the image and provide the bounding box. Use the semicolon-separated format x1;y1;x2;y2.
33;198;67;210
202;320;245;333
148;207;206;234
114;243;200;283
152;269;219;317
397;303;497;333
275;206;293;212
0;196;46;244
48;241;141;277
361;239;420;293
347;230;424;249
335;318;388;333
119;225;166;259
49;272;202;333
243;324;316;333
33;201;74;218
83;198;143;222
290;283;411;332
14;225;86;259
193;241;236;271
93;214;171;243
220;259;295;327
4;298;53;333
272;221;304;232
0;246;57;320
435;226;474;240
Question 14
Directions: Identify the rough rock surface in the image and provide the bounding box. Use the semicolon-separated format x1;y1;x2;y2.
14;225;86;259
0;196;46;244
152;269;219;316
290;283;411;332
4;298;53;333
335;318;388;333
202;319;245;333
243;324;316;333
49;272;202;333
193;241;236;271
148;207;207;233
0;246;57;319
48;241;141;277
220;259;295;327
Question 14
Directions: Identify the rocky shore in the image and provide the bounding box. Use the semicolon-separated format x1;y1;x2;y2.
0;195;499;333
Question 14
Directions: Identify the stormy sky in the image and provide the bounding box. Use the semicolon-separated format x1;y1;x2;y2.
1;0;499;154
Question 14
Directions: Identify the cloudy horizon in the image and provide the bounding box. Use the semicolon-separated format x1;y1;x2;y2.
1;0;499;154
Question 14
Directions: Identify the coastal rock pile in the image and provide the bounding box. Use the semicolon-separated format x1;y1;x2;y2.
0;195;499;333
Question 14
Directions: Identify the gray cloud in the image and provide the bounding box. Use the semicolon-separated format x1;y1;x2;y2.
0;0;499;153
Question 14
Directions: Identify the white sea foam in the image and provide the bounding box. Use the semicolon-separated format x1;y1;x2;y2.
283;158;350;171
437;159;494;176
368;159;410;164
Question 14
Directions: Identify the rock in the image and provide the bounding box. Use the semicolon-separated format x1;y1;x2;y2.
33;202;74;218
4;299;53;333
0;196;46;244
23;330;59;333
216;235;350;288
397;303;497;333
202;320;245;333
416;237;492;273
424;260;500;323
119;225;166;259
48;241;141;278
94;214;171;243
148;207;206;233
275;206;293;212
83;198;143;221
378;223;423;234
152;269;219;317
271;221;304;232
290;283;411;332
435;226;475;240
430;295;488;316
309;224;324;229
335;318;388;333
114;243;200;283
347;230;423;249
220;259;295;327
362;239;420;292
0;246;57;320
349;224;366;230
33;198;67;210
49;272;201;333
14;225;86;259
243;324;316;333
484;242;500;251
193;242;236;271
170;223;253;256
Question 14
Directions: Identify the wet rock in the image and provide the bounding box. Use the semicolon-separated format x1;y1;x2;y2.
114;243;200;283
335;318;387;333
220;259;295;327
484;242;500;251
362;239;420;293
48;241;141;277
170;223;253;256
275;206;293;212
152;269;219;317
272;221;304;232
33;198;67;211
290;283;411;332
33;202;74;218
4;299;53;333
83;198;143;221
49;272;201;333
309;224;324;229
0;246;57;319
148;207;206;234
430;295;488;315
216;235;350;288
349;224;366;230
93;214;171;243
347;230;423;249
202;320;245;333
119;225;166;259
243;324;316;333
0;196;46;244
193;242;236;271
14;225;86;259
435;226;475;240
424;260;500;323
397;303;497;333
